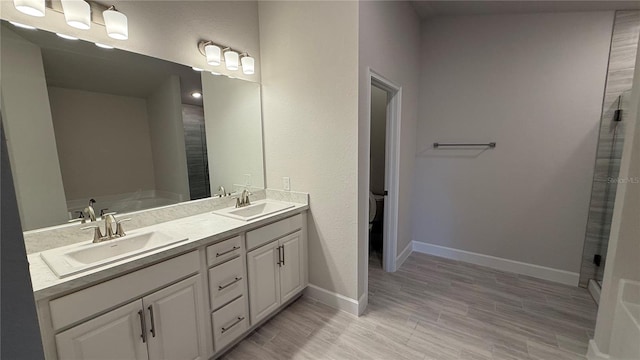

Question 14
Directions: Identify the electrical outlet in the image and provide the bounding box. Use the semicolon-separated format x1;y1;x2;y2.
283;177;291;191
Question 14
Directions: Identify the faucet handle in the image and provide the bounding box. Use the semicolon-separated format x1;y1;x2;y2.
81;225;104;243
115;218;131;237
101;211;117;220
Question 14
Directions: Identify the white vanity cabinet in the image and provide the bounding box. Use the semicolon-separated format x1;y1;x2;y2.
246;214;306;325
56;275;207;360
38;210;308;360
47;251;208;360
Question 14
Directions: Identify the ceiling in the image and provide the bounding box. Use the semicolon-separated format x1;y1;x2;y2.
2;21;203;106
412;1;640;18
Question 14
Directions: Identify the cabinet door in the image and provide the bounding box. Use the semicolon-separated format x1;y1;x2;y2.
279;231;304;304
144;275;207;360
247;240;281;325
56;300;148;360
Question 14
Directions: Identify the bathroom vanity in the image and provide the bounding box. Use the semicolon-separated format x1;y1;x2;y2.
28;197;308;360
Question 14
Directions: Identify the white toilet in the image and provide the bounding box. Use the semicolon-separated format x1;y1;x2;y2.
369;191;385;230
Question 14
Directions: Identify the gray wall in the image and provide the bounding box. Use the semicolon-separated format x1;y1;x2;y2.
369;85;387;196
48;87;156;201
0;27;68;230
357;0;421;300
413;12;613;274
147;75;190;202
580;11;640;287
259;1;360;300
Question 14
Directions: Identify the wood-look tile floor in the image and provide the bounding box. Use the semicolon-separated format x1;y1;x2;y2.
223;253;597;360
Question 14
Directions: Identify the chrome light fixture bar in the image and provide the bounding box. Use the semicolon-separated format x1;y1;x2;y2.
198;40;256;75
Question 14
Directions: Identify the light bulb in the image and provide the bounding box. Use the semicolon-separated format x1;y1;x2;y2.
205;44;221;66
224;50;239;71
241;55;255;75
13;0;45;17
61;0;91;30
103;8;128;40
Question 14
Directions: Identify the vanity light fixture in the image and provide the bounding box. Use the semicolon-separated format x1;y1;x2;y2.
205;43;222;66
224;49;239;71
103;6;128;40
240;54;255;75
56;33;79;40
191;91;202;99
9;21;37;30
61;0;91;30
95;43;113;49
13;0;45;17
197;40;255;74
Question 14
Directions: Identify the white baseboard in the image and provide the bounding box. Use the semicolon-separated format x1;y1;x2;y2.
412;241;580;287
396;240;413;270
304;284;359;316
358;291;368;316
587;340;610;360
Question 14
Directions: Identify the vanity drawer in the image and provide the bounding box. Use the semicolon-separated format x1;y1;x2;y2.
208;257;245;311
245;214;303;251
206;236;242;266
212;296;248;352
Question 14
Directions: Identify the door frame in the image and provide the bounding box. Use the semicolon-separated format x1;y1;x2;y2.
367;68;402;274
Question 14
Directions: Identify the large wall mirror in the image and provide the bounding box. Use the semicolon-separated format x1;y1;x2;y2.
0;20;265;231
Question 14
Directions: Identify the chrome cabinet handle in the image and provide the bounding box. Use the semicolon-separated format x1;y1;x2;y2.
221;316;245;334
276;246;282;267
138;310;147;343
148;305;156;337
282;245;285;266
218;277;243;291
216;246;240;257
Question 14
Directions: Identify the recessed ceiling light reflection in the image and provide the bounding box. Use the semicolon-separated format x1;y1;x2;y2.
95;43;114;49
191;91;202;99
9;21;36;30
56;33;78;40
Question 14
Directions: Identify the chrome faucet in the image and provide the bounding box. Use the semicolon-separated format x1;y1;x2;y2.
84;198;97;222
218;186;227;197
235;189;252;208
81;212;131;243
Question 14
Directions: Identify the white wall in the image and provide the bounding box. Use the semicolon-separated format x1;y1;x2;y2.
146;75;190;201
202;73;264;192
0;27;69;230
259;1;360;300
413;12;614;275
48;87;156;201
0;1;261;82
358;1;421;298
594;32;640;355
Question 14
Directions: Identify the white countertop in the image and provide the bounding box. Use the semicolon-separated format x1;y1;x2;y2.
29;201;308;300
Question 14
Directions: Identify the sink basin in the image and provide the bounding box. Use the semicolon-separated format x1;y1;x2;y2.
41;231;188;278
213;200;295;221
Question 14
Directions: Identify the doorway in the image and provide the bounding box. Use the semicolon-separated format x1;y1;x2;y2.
368;85;388;267
366;69;401;275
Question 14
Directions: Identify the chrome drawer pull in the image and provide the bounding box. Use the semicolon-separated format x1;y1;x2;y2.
216;245;240;257
221;316;245;334
218;277;243;291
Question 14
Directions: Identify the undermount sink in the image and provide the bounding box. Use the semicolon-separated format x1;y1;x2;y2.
41;231;188;278
213;200;295;221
